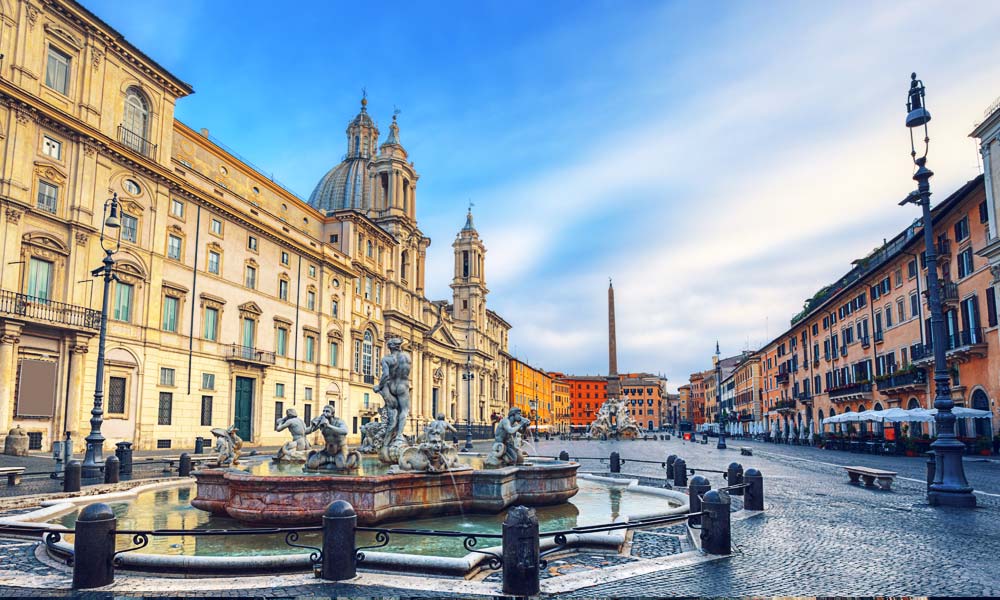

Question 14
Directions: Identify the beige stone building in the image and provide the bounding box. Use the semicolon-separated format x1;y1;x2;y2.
0;0;511;451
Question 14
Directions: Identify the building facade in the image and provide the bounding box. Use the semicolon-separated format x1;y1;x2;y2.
620;373;665;431
0;0;511;451
509;359;553;431
560;375;607;427
551;378;570;434
731;353;761;434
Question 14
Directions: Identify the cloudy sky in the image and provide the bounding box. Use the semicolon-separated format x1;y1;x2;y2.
88;0;1000;390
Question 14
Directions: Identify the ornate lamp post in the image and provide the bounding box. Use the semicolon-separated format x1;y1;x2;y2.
901;73;975;506
81;193;122;478
530;383;539;442
462;355;475;451
715;341;727;450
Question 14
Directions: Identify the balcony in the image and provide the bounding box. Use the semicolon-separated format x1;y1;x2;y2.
874;330;884;344
828;381;872;402
224;344;275;366
775;371;790;385
118;125;158;160
877;368;927;394
860;335;871;348
925;281;958;306
937;238;952;259
773;400;796;412
913;327;988;365
0;290;100;330
795;391;813;404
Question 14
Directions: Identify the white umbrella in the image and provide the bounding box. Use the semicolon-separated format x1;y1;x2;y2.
770;420;778;439
799;422;808;439
880;407;932;423
856;410;883;421
822;414;841;425
807;421;815;444
926;407;992;418
837;411;862;422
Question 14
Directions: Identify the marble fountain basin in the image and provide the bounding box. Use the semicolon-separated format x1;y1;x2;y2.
191;456;580;525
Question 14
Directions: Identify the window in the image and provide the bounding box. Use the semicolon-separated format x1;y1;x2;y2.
121;214;138;243
113;282;134;322
305;335;316;363
202;373;215;390
42;136;62;160
167;235;182;260
248;235;258;251
26;257;53;302
885;305;893;328
375;283;381;303
958;248;974;279
203;307;219;341
123;179;141;195
200;396;213;426
37;181;58;213
208;251;220;274
305;387;313;402
332;299;339;318
362;331;373;376
170;199;184;218
159;367;175;386
367;240;373;258
274;401;284;423
980;200;989;224
45;46;71;95
108;376;127;415
329;341;339;367
281;251;289;265
210;218;222;235
279;279;289;301
245;265;257;288
123;88;149;140
910;293;920;319
365;276;372;300
329;234;339;243
276;382;285;398
908;259;917;279
162;296;179;332
895;268;903;287
955;216;970;242
276;327;288;357
354;339;361;372
158;392;173;425
307;290;316;310
988;287;998;328
304;403;312;423
309;265;316;278
897;299;905;323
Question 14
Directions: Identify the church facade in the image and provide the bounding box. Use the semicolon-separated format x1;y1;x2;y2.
0;0;510;451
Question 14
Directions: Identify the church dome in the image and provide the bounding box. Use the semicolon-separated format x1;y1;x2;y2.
308;97;379;212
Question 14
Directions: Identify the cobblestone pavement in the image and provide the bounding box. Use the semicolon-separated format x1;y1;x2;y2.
1;436;997;597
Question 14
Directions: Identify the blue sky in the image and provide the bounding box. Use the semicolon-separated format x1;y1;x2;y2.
86;0;1000;389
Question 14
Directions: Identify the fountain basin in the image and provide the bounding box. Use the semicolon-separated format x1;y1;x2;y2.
192;461;580;525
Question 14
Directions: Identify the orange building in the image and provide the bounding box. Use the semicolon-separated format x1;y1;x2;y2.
620;373;665;431
688;371;708;426
557;375;608;427
677;384;692;425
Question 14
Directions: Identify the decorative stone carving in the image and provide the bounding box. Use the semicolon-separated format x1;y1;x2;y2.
484;407;531;468
25;4;39;29
303;405;359;471
358;406;388;454
273;408;308;463
5;208;22;224
394;414;459;473
211;425;242;467
3;425;28;456
373;337;411;464
91;47;104;70
14;107;33;125
75;232;88;246
588;397;640;440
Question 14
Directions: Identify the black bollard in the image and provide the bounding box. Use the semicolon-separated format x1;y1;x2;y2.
666;454;678;480
64;460;81;493
673;457;687;487
688;475;711;526
178;453;192;477
72;503;116;588
194;437;204;455
700;489;731;555
558;450;570;461
114;442;133;475
104;456;120;484
321;500;357;580
725;462;744;496
610;451;621;473
925;452;936;493
744;468;764;511
502;505;540;597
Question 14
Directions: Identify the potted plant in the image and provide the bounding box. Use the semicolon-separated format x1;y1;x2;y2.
903;436;918;457
975;436;991;456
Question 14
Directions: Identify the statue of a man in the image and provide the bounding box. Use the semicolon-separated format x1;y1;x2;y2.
211;425;243;467
304;405;359;471
373;337;411;443
425;413;457;442
274;408;308;462
485;407;530;467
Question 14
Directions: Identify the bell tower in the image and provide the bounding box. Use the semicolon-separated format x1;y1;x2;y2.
451;205;488;332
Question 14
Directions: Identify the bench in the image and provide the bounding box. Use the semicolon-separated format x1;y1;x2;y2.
844;466;896;490
0;466;25;486
740;447;753;456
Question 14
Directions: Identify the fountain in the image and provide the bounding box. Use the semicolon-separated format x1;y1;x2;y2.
191;338;579;525
588;396;641;439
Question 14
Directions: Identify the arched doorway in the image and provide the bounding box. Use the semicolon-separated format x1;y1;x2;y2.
971;389;991;438
873;403;884;435
857;404;867;434
907;397;922;436
827;407;836;433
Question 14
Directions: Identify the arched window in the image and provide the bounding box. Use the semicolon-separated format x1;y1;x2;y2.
123;88;149;139
828;407;836;433
401;250;409;281
818;409;825;432
362;330;373;377
971;389;990;438
907;397;923;436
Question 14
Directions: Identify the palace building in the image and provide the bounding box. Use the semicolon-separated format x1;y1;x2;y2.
0;0;511;451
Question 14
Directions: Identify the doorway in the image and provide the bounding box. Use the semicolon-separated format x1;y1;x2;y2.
234;376;254;441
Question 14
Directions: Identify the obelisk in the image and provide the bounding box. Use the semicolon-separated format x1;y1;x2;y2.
607;279;620;399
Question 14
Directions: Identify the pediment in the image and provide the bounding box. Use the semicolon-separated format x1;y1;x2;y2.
238;301;263;315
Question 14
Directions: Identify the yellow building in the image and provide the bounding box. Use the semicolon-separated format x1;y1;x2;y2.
509;359;553;432
551;378;570;434
0;0;511;451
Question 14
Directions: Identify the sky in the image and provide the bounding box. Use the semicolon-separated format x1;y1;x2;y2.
85;0;1000;391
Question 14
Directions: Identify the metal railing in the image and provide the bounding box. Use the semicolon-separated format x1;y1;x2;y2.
117;125;157;160
828;381;872;400
877;369;926;389
0;290;100;329
224;344;276;365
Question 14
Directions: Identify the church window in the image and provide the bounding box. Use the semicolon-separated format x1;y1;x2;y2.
45;46;71;95
362;331;373;376
401;251;409;281
463;251;470;278
122;88;150;149
367;240;373;258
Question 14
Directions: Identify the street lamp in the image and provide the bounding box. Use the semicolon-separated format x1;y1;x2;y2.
81;193;122;478
715;341;727;450
530;383;539;442
462;355;475;452
901;73;975;507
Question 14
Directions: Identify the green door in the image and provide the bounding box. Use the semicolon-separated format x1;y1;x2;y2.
234;376;254;441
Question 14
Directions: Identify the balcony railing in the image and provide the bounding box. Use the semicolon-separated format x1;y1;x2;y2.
874;330;884;343
877;369;926;390
775;371;790;384
118;125;158;160
224;344;275;365
915;327;986;361
795;391;812;403
773;400;796;411
860;335;870;348
0;290;100;329
925;281;959;304
828;381;872;401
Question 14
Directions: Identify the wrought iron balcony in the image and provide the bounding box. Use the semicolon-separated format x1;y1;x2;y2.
795;391;813;404
874;330;884;344
118;125;158;160
914;327;987;364
224;344;275;366
860;335;871;348
925;281;958;304
937;238;952;258
0;290;100;330
877;369;927;393
828;381;872;402
773;400;797;412
775;371;790;384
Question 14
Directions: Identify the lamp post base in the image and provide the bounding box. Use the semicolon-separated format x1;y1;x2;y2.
81;440;105;479
928;489;977;507
717;434;727;450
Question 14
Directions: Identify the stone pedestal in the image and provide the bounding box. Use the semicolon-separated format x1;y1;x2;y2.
3;425;28;456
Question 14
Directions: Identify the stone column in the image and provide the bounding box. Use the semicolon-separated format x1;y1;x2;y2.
0;320;23;443
66;333;92;438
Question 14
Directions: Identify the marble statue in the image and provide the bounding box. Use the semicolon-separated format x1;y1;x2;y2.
588;397;640;440
211;425;243;467
373;337;411;464
485;407;531;468
274;408;309;462
396;414;461;473
304;405;360;471
358;407;390;454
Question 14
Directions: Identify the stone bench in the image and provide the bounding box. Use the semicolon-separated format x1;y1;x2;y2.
844;466;896;490
0;466;25;486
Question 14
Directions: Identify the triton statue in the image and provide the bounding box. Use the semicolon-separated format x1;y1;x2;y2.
485;407;531;468
211;425;243;467
273;408;309;462
373;337;412;463
304;405;360;471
